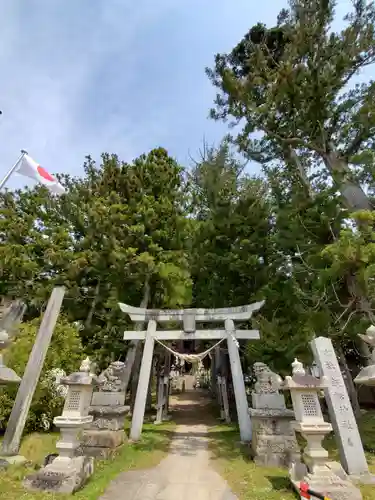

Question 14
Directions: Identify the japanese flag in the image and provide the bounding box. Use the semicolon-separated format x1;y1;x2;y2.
15;154;66;195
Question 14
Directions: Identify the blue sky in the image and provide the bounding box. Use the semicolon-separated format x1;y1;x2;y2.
0;0;367;191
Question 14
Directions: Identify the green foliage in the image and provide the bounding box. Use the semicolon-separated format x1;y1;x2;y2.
2;0;375;388
207;1;375;161
0;317;83;432
203;0;375;370
0;148;191;366
188;141;271;308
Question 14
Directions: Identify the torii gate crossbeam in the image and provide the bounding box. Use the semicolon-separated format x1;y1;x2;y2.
120;301;264;442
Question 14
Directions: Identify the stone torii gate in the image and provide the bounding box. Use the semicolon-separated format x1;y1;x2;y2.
120;301;264;442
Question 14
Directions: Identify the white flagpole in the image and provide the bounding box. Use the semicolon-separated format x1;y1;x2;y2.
0;149;28;191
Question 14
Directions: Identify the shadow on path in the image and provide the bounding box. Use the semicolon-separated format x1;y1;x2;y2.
169;389;217;426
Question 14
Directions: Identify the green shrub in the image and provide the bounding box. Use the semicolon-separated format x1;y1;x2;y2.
0;317;84;433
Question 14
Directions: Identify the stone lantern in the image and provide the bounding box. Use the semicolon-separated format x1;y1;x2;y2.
284;359;332;473
354;325;375;386
53;357;99;462
24;357;102;494
0;301;26;466
283;359;362;500
0;344;21;387
0;301;26;387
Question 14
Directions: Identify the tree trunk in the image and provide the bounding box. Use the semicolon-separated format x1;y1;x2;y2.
346;273;373;366
286;147;316;199
121;279;150;398
322;147;372;212
286;146;374;366
335;344;362;419
85;280;101;330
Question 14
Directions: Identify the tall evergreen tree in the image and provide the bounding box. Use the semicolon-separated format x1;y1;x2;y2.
0;148;191;365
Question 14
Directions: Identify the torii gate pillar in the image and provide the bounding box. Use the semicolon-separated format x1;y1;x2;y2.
130;320;156;441
226;319;251;441
120;301;265;442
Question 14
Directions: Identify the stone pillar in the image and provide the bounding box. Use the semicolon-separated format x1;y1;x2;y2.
225;319;252;442
155;374;170;424
2;288;64;459
311;336;369;479
24;357;101;494
249;362;299;468
283;358;362;500
155;374;165;424
217;375;224;419
130;320;156;441
217;375;231;423
163;352;171;417
82;361;129;458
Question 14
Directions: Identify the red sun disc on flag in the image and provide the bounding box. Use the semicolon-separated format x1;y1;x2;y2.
37;165;55;182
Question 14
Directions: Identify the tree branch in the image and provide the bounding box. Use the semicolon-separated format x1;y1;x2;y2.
262;126;325;154
345;126;373;158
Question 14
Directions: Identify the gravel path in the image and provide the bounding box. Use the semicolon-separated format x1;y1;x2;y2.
99;390;238;500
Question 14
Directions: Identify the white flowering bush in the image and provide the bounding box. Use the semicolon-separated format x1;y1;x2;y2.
45;368;68;398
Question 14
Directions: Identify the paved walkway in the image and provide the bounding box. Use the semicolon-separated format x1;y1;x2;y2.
100;390;238;500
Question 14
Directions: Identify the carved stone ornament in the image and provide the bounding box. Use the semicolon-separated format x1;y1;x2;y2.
253;362;282;394
98;361;126;392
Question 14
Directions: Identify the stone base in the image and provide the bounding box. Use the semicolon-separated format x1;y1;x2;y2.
24;455;94;494
88;405;129;431
290;461;362;500
349;472;375;485
81;429;126;458
252;393;286;410
81;446;116;459
154;413;173;425
249;408;299;468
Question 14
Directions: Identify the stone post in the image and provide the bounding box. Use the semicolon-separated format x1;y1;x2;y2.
0;300;26;466
2;287;65;459
284;358;362;500
130;320;156;441
217;375;231;423
311;336;370;480
163;352;171;417
155;374;170;424
81;361;129;458
155;374;165;424
24;357;101;494
225;318;252;442
249;362;299;468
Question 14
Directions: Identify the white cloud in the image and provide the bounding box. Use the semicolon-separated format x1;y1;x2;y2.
0;0;292;190
0;0;180;190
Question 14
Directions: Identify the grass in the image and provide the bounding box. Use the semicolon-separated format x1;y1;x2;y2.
0;419;175;500
208;410;375;500
3;396;375;500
